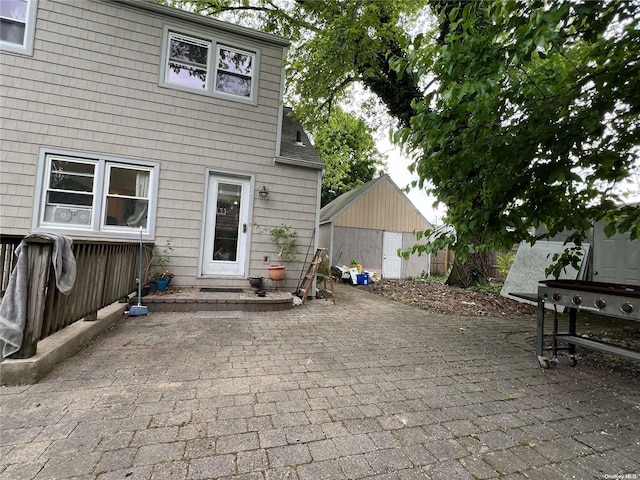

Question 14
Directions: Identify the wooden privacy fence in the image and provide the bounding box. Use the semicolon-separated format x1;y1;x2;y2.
0;236;153;359
430;246;519;280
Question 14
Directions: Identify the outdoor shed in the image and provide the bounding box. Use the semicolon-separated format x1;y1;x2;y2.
319;175;433;279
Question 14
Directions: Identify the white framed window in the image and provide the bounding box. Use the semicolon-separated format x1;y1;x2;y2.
167;33;210;90
0;0;37;55
161;28;259;103
215;45;254;97
34;149;159;238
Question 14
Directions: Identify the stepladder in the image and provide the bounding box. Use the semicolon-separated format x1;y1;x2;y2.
298;248;335;305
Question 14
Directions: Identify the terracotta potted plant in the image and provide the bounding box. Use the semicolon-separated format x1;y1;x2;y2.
268;265;286;281
265;224;298;281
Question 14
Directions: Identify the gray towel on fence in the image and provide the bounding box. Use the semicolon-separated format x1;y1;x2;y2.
0;241;29;359
45;234;76;295
0;234;76;359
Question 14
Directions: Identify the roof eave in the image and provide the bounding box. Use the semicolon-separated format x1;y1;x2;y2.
274;156;325;170
109;0;290;47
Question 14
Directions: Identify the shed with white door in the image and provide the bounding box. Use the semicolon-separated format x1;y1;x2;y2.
318;175;433;279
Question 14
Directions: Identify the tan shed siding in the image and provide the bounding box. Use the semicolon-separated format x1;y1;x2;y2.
334;179;429;232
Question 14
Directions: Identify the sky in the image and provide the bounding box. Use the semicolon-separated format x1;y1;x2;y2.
376;134;447;226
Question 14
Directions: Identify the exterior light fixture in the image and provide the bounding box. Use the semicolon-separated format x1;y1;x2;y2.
258;185;269;199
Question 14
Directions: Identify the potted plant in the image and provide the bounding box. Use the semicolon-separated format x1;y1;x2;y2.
153;237;174;291
260;224;298;281
248;276;264;289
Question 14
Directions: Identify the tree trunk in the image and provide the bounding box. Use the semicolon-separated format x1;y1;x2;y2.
445;252;493;288
445;231;492;288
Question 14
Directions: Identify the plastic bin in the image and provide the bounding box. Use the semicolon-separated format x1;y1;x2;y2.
356;274;370;285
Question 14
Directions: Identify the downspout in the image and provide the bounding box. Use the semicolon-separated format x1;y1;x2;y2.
312;168;324;296
274;46;288;158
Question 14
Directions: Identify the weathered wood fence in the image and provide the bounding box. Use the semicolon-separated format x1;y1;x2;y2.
1;235;21;296
0;235;153;358
430;246;519;280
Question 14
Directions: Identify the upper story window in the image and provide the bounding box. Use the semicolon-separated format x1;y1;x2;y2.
167;33;209;90
0;0;37;55
34;150;159;239
162;28;259;104
215;45;254;97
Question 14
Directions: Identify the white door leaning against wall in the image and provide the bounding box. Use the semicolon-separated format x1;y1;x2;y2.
202;175;250;276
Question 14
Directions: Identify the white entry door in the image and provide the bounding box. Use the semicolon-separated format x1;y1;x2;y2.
382;231;403;279
202;175;250;276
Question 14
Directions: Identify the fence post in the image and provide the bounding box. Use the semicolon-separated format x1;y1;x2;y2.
12;238;52;359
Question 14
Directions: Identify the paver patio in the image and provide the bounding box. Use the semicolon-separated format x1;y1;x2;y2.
1;284;639;479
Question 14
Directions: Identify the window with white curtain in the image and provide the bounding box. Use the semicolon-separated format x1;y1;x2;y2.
35;151;158;236
0;0;38;55
105;166;150;229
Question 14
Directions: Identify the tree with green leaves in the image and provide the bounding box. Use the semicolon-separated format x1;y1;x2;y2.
395;0;639;285
162;0;639;287
312;108;386;206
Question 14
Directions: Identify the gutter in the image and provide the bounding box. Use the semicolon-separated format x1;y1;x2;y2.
274;156;325;170
109;0;290;47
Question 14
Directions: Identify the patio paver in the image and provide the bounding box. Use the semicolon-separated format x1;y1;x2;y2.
1;284;639;479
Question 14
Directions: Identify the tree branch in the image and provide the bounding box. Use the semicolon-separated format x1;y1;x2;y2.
196;1;321;33
317;74;363;115
516;65;549;100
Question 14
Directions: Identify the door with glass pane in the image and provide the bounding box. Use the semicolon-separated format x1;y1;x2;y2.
202;175;250;276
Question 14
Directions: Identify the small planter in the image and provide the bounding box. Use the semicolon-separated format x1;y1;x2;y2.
156;277;170;291
248;276;264;289
268;265;286;281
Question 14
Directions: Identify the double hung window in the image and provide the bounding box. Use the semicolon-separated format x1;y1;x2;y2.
215;45;254;97
36;151;157;237
0;0;37;55
167;34;209;90
162;29;258;102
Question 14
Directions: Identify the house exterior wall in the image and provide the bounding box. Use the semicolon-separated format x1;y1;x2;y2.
334;179;429;232
318;222;332;255
0;0;318;288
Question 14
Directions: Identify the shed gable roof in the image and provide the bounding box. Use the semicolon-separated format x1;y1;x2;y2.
320;174;432;232
320;176;386;223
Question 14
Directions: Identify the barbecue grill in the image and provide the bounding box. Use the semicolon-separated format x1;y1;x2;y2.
533;280;640;368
